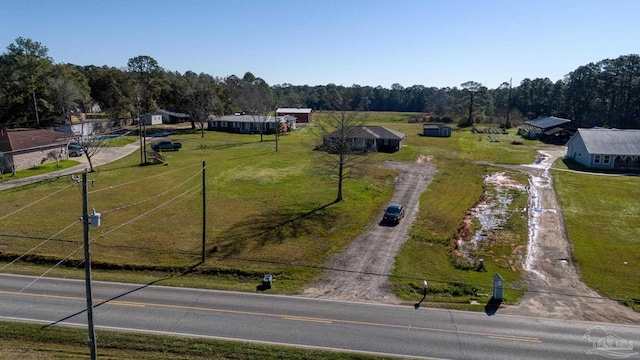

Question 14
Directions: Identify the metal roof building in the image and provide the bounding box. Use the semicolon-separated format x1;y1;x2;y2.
566;128;640;170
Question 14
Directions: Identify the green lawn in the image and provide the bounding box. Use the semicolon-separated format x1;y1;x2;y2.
553;164;640;310
0;160;80;183
0;120;540;305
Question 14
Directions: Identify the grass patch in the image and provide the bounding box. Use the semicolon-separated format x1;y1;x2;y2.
0;320;392;359
0;160;80;183
392;160;528;305
553;167;640;306
0;127;395;293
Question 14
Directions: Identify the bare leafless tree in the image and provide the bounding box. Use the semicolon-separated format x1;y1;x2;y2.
72;122;114;172
235;72;274;142
313;108;370;202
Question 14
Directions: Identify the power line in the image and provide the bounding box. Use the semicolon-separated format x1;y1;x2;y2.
202;254;638;304
18;244;85;293
99;168;202;214
0;220;81;272
0;233;80;244
88;162;202;194
90;184;200;243
0;183;75;221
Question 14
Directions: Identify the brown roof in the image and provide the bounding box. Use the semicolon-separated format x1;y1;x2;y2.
0;129;72;152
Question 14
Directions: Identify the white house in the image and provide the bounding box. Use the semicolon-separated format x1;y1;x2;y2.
566;128;640;170
141;114;162;125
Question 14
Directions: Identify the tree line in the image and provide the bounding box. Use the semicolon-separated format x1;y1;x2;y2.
1;37;639;130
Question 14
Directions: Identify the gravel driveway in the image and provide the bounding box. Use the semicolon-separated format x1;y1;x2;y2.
302;157;435;302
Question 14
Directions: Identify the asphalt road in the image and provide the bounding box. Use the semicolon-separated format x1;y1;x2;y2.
2;274;639;359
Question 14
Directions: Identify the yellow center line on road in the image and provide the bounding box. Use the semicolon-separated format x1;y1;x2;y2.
282;315;333;324
488;335;543;343
0;290;541;343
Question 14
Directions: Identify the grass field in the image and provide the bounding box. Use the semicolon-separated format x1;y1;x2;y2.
0;159;80;183
0;116;543;303
1;112;638;356
553;162;640;310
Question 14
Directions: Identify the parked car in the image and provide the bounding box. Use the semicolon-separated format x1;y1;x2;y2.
382;203;405;224
151;141;182;151
67;143;85;157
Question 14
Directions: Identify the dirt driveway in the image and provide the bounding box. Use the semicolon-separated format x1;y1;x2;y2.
303;149;640;324
302;157;435;303
495;148;640;324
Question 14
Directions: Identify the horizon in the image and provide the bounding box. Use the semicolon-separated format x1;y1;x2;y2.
1;1;639;89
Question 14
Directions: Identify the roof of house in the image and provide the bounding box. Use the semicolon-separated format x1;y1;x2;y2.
524;116;571;129
154;109;189;118
276;108;313;114
423;124;451;129
327;126;406;140
570;128;640;155
0;129;72;152
211;115;291;123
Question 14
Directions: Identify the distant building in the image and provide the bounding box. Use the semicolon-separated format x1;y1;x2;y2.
207;114;296;134
141;114;162;125
519;116;576;143
566;128;640;170
423;124;452;137
276;108;313;123
153;110;190;124
0;129;73;172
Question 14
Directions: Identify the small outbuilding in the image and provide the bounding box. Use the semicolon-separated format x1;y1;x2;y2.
141;114;162;125
423;124;452;137
153;109;190;124
276;108;313;123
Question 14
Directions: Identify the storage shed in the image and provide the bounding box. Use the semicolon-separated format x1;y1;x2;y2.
276;108;313;123
423;124;452;137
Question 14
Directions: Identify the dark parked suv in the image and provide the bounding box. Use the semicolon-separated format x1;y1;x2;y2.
67;143;85;157
382;203;405;224
151;141;182;151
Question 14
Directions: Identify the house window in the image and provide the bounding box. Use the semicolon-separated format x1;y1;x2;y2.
233;122;240;128
220;121;227;127
594;155;601;164
210;121;217;128
603;155;610;164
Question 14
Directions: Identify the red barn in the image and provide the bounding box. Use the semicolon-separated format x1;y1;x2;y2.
275;108;313;123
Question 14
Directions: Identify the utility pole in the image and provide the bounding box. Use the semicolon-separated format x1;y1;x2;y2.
201;161;207;263
505;78;513;129
137;94;143;165
274;111;279;153
82;171;97;360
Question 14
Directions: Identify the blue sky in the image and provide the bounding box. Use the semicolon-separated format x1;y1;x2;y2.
1;0;639;89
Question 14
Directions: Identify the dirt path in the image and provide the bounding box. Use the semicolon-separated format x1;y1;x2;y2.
494;147;640;324
302;157;435;302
